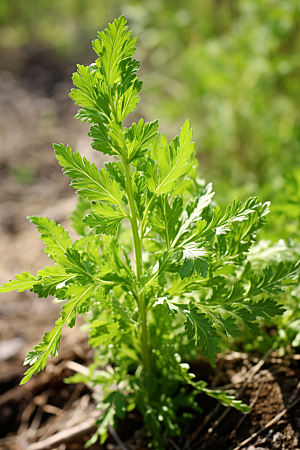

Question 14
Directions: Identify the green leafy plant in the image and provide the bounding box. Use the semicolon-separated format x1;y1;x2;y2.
1;16;300;448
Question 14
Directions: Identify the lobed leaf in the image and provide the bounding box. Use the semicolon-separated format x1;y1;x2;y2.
179;244;208;279
85;391;127;447
0;271;37;293
173;183;214;246
246;261;300;297
166;301;221;365
21;284;95;384
70;196;91;236
28;216;72;262
124;119;159;163
93;15;137;89
54;143;125;209
89;320;120;347
182;305;221;365
33;265;71;298
57;248;94;284
70;16;142;127
188;197;259;246
149;196;183;244
70;64;110;123
83;202;128;236
201;387;251;413
89;121;123;158
146;120;195;197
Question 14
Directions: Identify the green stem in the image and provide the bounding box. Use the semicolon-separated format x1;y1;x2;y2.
164;195;170;251
123;161;151;375
140;195;155;239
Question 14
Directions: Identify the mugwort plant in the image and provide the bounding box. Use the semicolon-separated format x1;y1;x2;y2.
1;16;299;448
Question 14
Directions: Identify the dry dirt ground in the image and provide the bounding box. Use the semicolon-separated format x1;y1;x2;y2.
0;47;300;450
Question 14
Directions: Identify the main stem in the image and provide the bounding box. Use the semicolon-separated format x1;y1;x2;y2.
124;162;151;374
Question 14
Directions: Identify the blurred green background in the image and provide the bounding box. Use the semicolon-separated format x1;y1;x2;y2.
2;0;299;239
0;0;299;354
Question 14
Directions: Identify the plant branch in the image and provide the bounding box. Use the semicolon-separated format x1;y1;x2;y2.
123;159;151;375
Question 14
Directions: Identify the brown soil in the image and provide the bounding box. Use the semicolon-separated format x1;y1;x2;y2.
1;46;300;450
1;345;300;450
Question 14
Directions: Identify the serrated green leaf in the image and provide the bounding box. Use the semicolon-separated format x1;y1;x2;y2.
206;265;294;311
112;297;136;324
104;161;126;190
106;391;127;419
70;63;110;123
188;197;259;246
246;261;300;297
93;16;137;89
58;248;94;284
201;387;250;413
89;320;120;347
72;234;102;265
202;308;240;338
85;391;126;447
124;119;159;162
213;263;236;276
0;271;37;293
166;274;223;297
33;265;71;298
70;196;91;236
89;120;123;158
54;143;125;209
29;216;72;262
163;298;178;316
83;202;127;235
93;237;136;291
183;306;221;365
85;405;115;447
146;120;195;196
179;244;208;279
114;78;143;123
179;258;194;279
166;301;221;365
149;196;183;244
132;172;147;219
198;263;297;336
172;183;214;246
21;284;95;384
71;16;142;129
242;297;285;320
213;201;270;267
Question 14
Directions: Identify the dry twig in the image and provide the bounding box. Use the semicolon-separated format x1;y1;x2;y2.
229;380;264;439
107;425;129;450
168;437;182;450
233;382;300;450
186;403;221;449
192;349;272;448
27;416;98;450
221;351;260;363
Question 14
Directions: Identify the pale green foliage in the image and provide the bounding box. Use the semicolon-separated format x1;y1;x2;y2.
83;202;128;236
29;216;72;261
70;196;91;236
0;272;37;293
54;144;125;208
145;120;195;196
1;16;299;448
21;284;95;385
